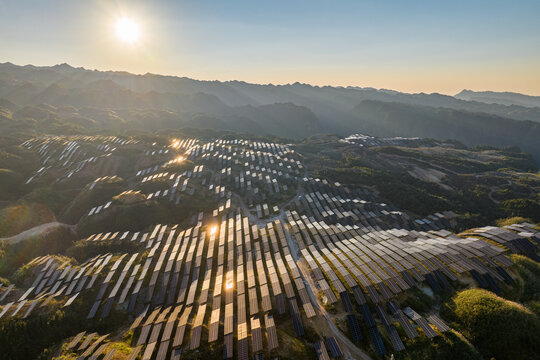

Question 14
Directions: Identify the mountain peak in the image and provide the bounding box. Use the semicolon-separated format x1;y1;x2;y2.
52;63;74;69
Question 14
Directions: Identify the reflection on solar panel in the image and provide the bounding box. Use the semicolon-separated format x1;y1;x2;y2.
67;331;86;350
251;316;263;353
265;313;279;350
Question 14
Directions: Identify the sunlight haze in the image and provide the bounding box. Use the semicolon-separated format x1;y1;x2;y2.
1;0;539;94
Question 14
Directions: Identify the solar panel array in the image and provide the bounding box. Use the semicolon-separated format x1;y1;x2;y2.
3;135;539;358
21;135;138;184
5;215;317;359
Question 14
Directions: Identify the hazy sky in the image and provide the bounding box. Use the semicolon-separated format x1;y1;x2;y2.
1;0;539;95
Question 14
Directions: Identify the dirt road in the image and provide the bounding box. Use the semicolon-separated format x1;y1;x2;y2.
0;222;76;244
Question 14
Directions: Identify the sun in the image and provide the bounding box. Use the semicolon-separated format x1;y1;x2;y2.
115;18;140;44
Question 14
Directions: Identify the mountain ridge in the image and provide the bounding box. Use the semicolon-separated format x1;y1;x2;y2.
1;61;540;161
455;89;540;108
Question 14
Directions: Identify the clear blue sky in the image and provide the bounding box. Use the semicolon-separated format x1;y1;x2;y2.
1;0;539;94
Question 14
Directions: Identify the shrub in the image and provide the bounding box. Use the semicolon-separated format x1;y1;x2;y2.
495;216;533;227
396;330;481;360
510;254;540;302
442;288;540;360
500;198;540;222
0;225;77;276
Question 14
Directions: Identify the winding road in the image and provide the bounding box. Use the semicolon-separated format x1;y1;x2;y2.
0;222;76;245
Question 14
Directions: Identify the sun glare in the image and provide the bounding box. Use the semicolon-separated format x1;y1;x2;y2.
115;17;140;44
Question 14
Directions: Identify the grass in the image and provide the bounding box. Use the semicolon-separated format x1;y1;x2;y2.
505;254;540;308
0;202;56;237
495;216;533;227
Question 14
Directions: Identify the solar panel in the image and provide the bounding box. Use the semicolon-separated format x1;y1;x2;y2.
394;310;418;339
250;316;263;353
495;266;514;284
375;304;392;327
265;313;279;350
385;324;405;352
67;331;86;349
360;304;375;328
314;340;331;360
368;327;386;356
346;314;363;341
289;299;304;337
416;317;438;338
339;291;353;312
427;314;450;332
325;337;343;358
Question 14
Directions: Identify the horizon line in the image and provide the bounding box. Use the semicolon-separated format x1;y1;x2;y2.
2;60;540;98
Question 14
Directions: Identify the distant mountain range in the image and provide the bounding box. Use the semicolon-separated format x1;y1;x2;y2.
1;62;539;160
455;89;540;108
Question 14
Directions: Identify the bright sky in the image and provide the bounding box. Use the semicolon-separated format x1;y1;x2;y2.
1;0;539;95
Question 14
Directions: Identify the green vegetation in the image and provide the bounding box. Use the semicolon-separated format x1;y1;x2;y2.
505;255;540;309
179;342;224;360
0;225;77;276
441;288;540;360
0;202;56;237
60;177;125;224
76;194;214;237
272;328;317;360
22;186;77;215
0;299;127;360
500;198;540;222
496;216;533;227
399;287;436;314
0;168;23;198
313;159;501;223
394;330;481;360
298;137;539;228
0;144;41;201
323;301;338;314
315;165;452;216
66;238;143;263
